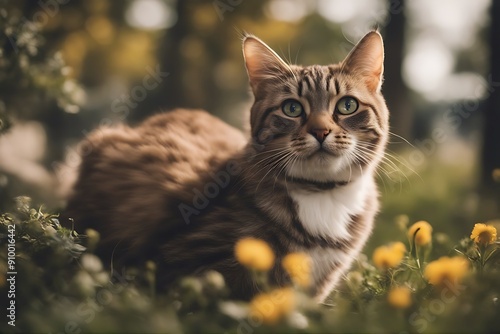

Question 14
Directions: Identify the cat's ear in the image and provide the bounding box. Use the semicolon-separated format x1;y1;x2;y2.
342;31;384;92
243;36;290;92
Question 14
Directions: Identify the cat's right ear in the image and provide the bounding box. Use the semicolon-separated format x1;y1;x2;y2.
243;36;290;93
341;31;384;92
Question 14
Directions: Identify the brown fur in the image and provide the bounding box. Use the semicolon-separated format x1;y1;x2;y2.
64;31;389;301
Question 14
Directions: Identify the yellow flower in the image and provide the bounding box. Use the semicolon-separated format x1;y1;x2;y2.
408;221;433;246
470;223;497;246
392;241;407;254
249;288;295;324
387;286;412;309
282;252;312;288
424;256;469;288
372;242;406;270
235;238;275;271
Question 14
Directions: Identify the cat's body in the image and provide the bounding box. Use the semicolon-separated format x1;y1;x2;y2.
64;31;389;301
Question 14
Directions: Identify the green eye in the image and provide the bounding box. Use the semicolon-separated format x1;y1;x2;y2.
282;99;304;118
336;97;359;115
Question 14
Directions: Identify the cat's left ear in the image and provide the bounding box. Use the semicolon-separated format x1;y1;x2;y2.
243;36;290;93
342;31;384;92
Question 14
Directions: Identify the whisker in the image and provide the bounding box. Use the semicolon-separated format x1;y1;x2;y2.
273;152;297;190
255;150;294;192
388;131;415;149
233;149;292;192
354;145;409;192
357;141;422;182
355;145;401;174
350;147;395;192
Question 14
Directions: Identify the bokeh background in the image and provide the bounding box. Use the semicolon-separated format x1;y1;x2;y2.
0;0;499;252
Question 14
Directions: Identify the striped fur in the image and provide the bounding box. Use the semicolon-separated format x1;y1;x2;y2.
63;31;389;301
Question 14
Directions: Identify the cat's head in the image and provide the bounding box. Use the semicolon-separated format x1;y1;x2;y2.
243;31;389;185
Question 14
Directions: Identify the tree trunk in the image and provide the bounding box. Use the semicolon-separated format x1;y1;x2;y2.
131;0;189;123
383;0;413;141
482;1;500;187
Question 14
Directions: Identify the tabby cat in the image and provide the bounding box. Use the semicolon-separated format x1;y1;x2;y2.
64;31;389;301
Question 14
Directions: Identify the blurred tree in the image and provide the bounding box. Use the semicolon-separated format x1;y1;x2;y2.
482;0;500;195
383;0;413;140
134;0;273;124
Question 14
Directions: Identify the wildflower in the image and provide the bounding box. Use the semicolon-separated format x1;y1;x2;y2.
424;256;469;288
282;252;312;288
235;238;275;271
387;286;412;309
408;221;433;246
372;242;406;270
392;241;407;253
249;288;295;324
470;223;497;246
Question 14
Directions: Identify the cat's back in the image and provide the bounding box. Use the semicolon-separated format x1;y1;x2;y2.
65;109;247;252
137;109;247;177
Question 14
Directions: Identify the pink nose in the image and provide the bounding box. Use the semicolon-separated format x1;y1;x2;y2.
310;128;331;143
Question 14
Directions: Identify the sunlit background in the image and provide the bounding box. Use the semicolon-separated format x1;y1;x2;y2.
0;0;499;249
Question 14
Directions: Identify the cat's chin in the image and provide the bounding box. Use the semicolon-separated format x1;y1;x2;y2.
286;152;361;183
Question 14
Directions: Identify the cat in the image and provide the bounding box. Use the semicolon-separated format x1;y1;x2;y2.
64;31;389;302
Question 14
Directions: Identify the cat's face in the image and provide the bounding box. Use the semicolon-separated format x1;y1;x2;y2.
243;32;389;184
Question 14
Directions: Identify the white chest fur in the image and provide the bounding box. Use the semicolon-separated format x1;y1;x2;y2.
290;175;372;240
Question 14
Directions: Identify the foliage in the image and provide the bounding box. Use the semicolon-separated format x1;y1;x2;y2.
0;4;84;135
1;196;499;333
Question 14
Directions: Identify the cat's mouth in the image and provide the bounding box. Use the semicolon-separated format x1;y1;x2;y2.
293;147;346;168
286;151;354;185
311;148;335;159
310;145;347;158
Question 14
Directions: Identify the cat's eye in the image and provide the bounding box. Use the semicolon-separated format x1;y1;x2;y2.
336;97;359;115
282;99;304;118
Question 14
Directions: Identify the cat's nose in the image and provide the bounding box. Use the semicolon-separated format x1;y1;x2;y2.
309;128;331;143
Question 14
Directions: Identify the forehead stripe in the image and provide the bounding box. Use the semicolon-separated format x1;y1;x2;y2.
303;75;313;91
334;78;341;96
325;72;333;92
313;67;324;90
